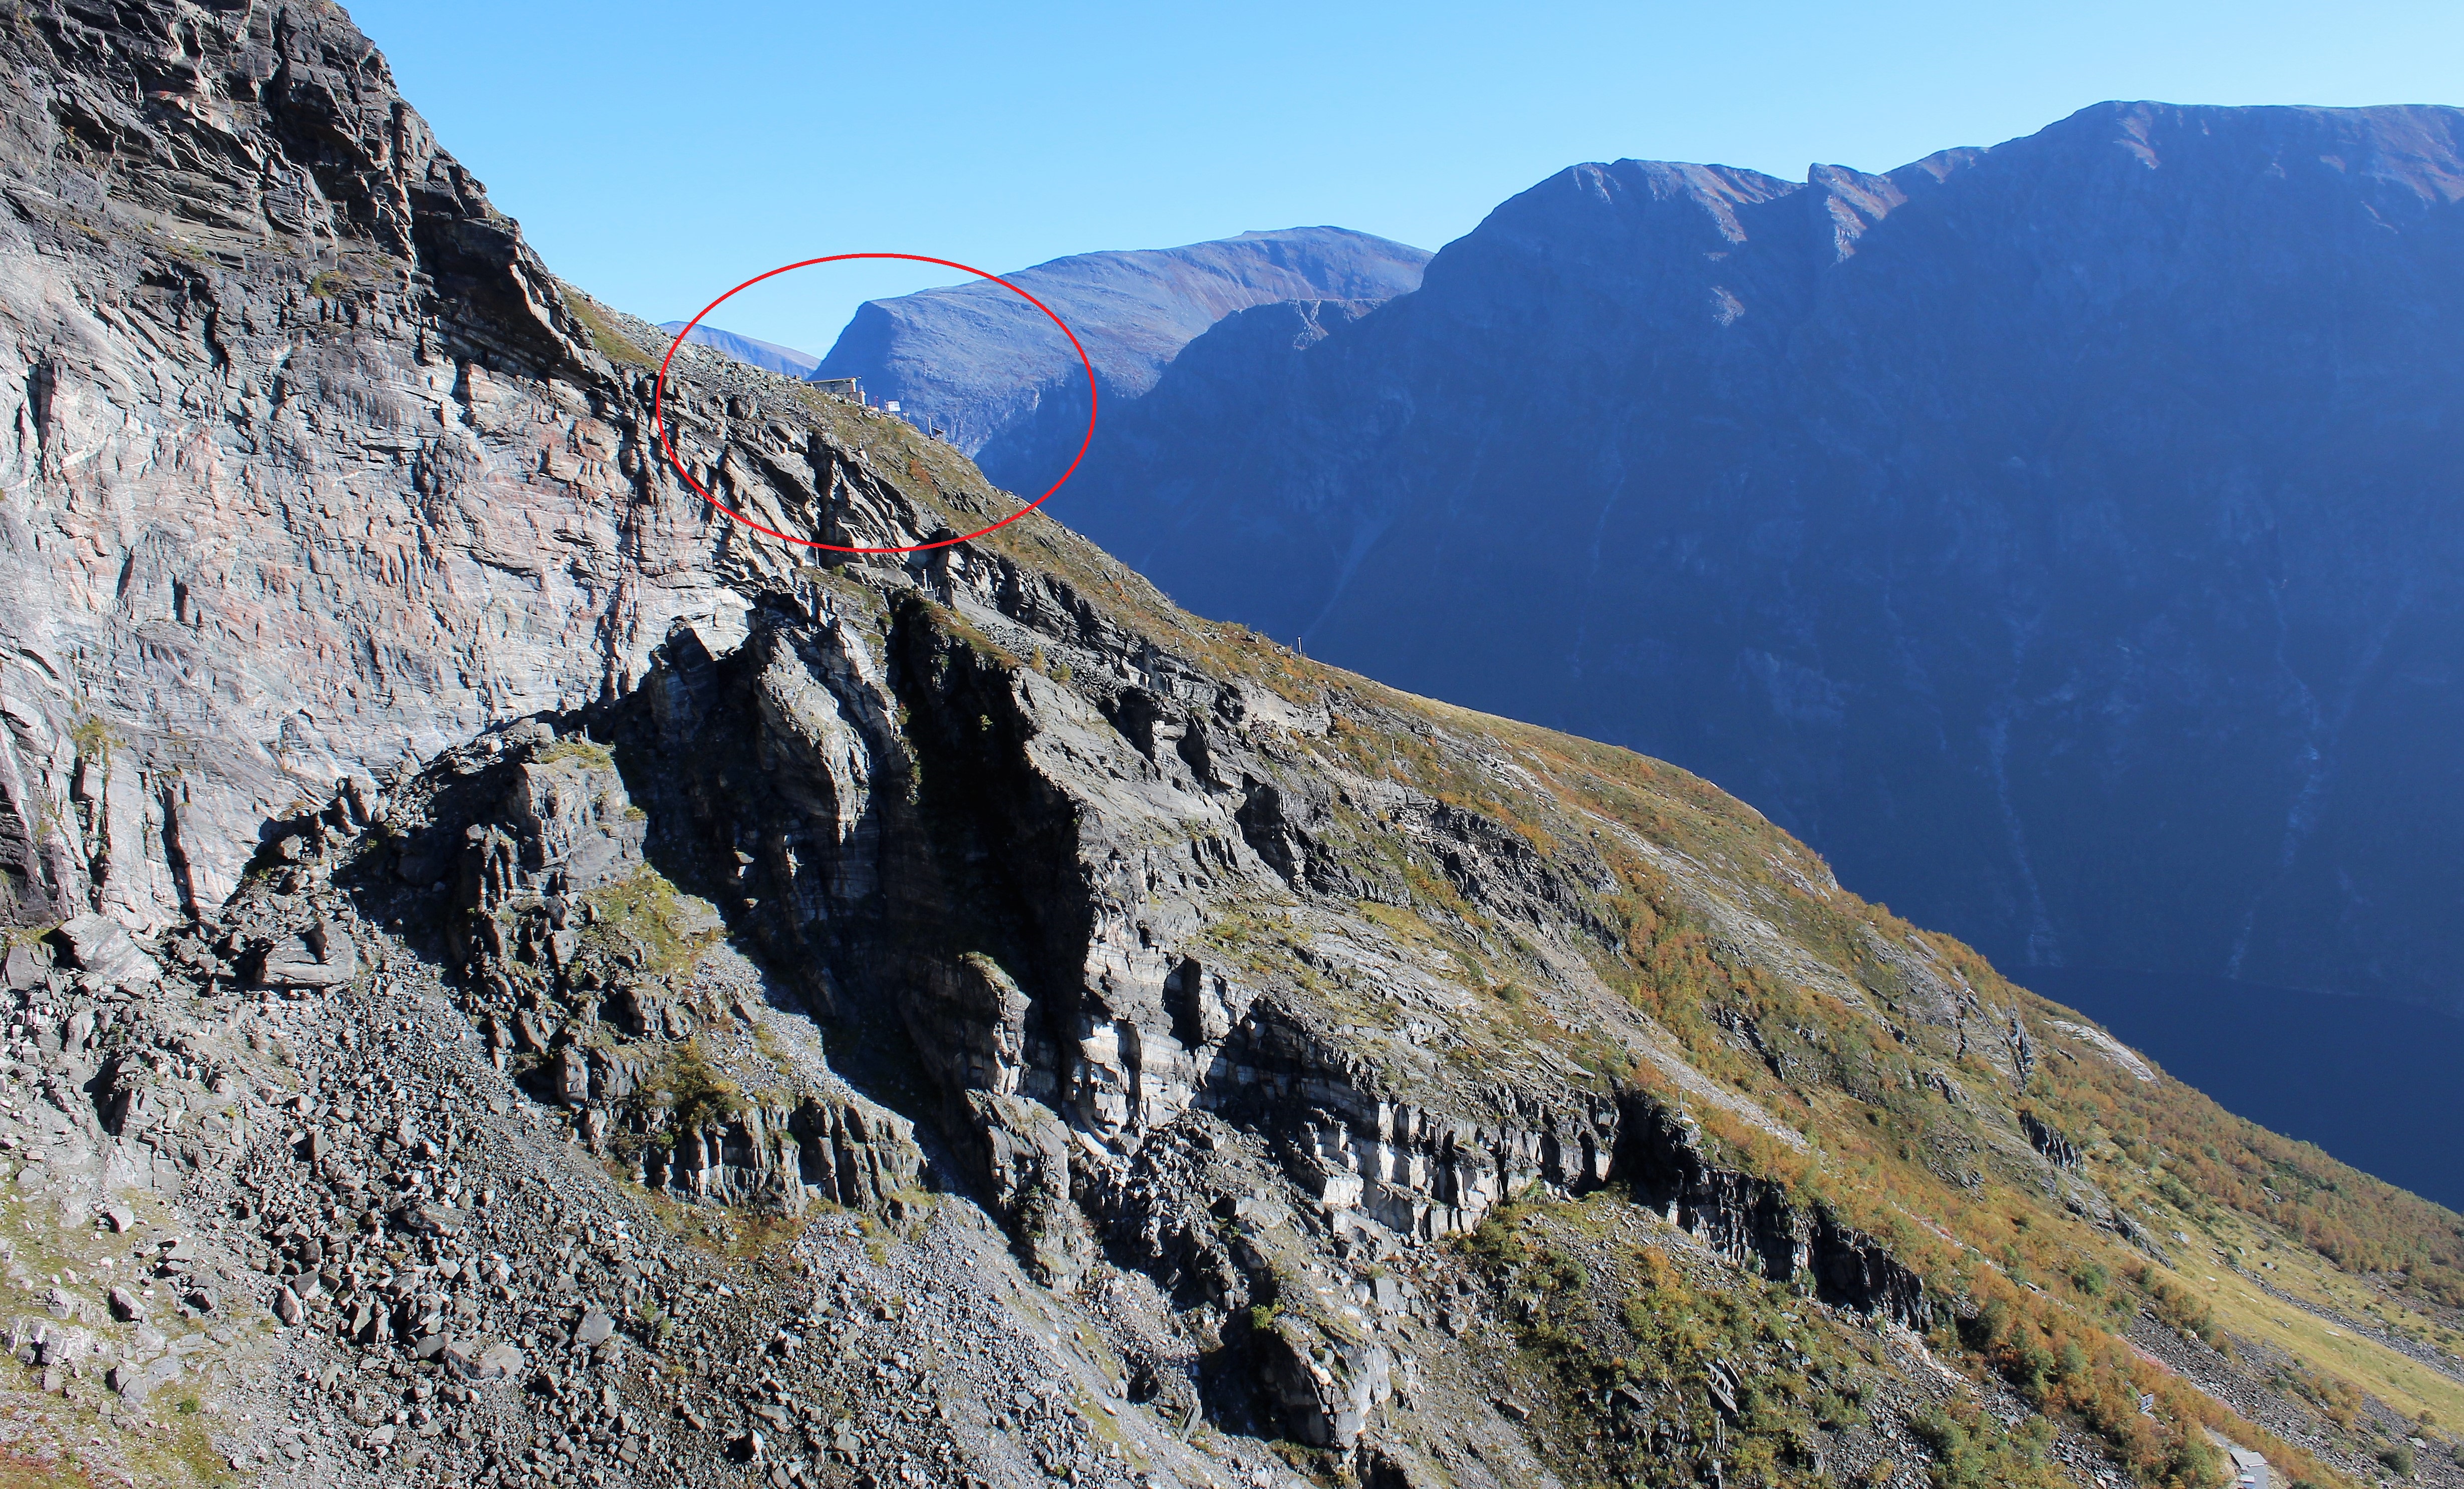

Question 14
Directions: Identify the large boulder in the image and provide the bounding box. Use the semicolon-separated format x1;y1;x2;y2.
52;914;157;990
491;743;647;904
966;1091;1092;1288
1257;1320;1394;1450
253;918;358;988
3;942;51;990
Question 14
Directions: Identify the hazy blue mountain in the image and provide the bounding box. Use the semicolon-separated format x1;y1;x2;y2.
807;226;1429;485
1049;102;2464;1017
657;320;820;377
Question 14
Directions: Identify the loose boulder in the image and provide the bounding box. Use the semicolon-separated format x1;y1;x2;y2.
53;914;158;989
254;918;358;988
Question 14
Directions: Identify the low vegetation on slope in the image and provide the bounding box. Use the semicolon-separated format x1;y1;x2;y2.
614;322;2464;1488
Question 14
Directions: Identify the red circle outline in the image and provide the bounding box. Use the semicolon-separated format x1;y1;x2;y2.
650;253;1097;555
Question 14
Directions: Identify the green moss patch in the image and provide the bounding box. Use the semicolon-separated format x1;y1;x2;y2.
582;867;723;982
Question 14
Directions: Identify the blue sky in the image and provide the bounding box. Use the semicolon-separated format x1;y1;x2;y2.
348;0;2464;358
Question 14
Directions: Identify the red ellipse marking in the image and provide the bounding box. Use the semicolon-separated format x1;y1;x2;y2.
650;253;1098;555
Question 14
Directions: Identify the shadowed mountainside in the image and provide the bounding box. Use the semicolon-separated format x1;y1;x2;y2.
1042;102;2464;1026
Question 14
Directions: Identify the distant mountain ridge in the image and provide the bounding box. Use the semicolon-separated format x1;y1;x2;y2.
1045;101;2464;1017
657;320;820;377
808;226;1429;480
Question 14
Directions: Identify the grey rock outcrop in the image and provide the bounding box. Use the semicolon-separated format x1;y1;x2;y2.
54;911;158;989
253;919;357;988
966;1088;1092;1286
363;723;926;1217
0;0;751;938
1615;1098;1931;1328
572;514;1987;1451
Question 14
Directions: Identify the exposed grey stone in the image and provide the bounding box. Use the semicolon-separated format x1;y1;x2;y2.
474;1342;525;1381
3;943;50;990
255;920;358;988
14;1318;93;1366
106;1353;179;1402
405;1202;467;1235
54;915;158;989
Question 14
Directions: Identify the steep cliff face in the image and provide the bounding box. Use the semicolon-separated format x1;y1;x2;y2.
807;225;1429;477
2;13;2462;1488
1047;102;2464;1017
0;0;781;940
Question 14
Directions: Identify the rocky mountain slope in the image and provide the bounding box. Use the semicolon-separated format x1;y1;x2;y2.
1043;102;2464;1025
1;8;2462;1489
2030;968;2464;1212
806;227;1429;478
